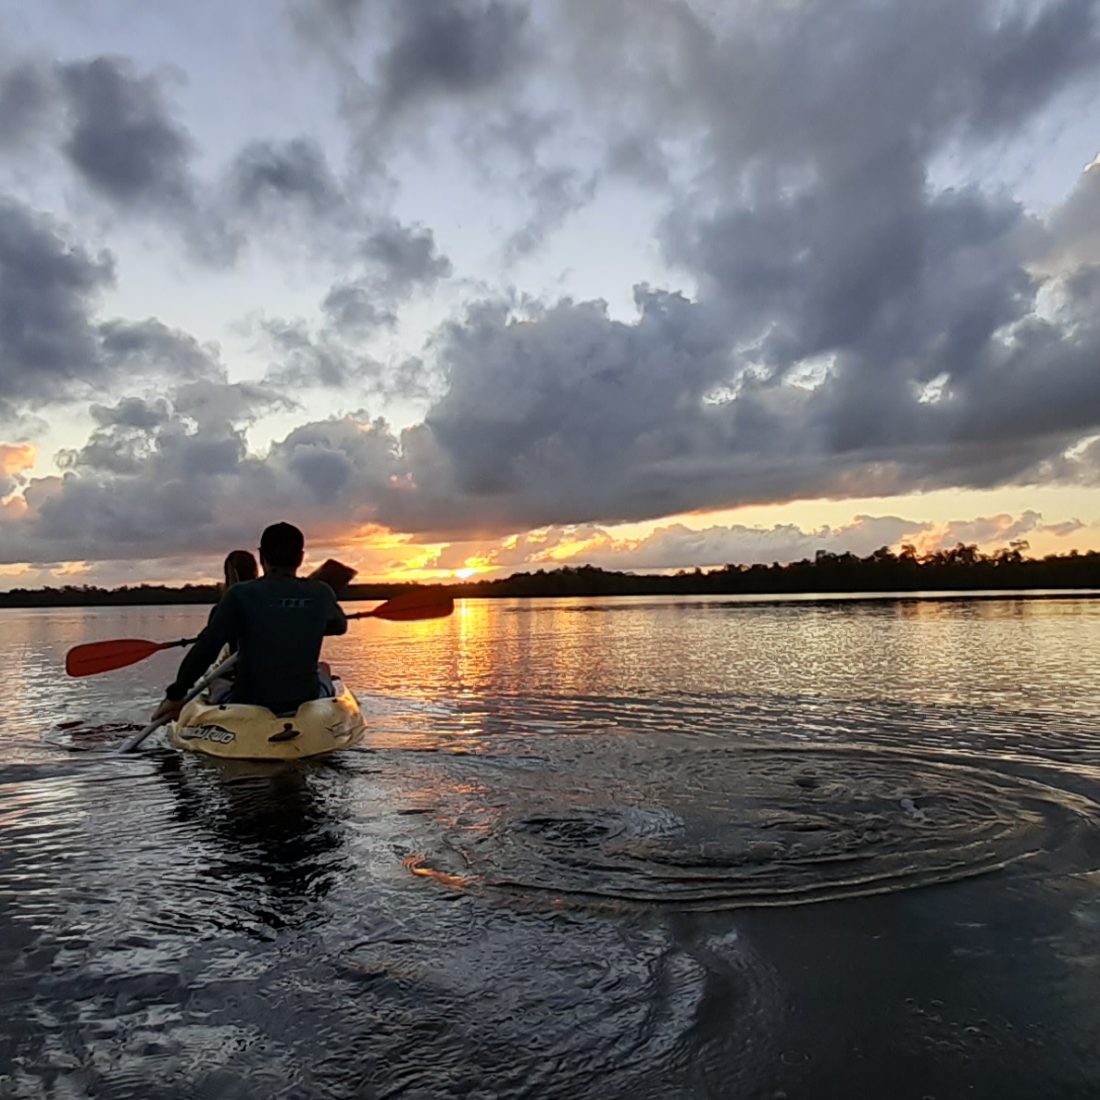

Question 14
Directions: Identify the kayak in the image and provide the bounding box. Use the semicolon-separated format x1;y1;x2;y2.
168;677;367;760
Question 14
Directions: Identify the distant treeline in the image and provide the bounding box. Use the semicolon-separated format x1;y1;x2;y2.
452;543;1100;597
2;543;1099;607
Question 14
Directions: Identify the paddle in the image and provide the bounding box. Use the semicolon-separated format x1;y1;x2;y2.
348;589;455;622
67;590;454;678
116;653;238;755
66;636;197;678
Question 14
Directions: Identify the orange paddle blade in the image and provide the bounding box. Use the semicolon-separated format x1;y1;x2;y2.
66;638;172;678
365;590;455;622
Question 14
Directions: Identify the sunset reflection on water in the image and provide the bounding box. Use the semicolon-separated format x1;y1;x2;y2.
3;596;1100;1097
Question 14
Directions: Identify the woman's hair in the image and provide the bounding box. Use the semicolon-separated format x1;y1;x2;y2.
223;549;259;586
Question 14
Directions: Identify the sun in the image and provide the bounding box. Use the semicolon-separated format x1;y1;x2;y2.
454;568;477;579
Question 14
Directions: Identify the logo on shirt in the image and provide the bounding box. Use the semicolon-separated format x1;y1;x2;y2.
271;597;314;609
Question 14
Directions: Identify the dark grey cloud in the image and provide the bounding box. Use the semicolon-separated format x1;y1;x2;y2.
288;0;373;53
58;57;195;213
0;54;244;261
0;60;54;149
965;0;1100;135
1;402;404;564
383;289;741;534
378;0;532;116
260;307;434;398
375;258;1100;539
361;220;453;292
97;319;220;384
90;396;170;430
293;0;534;134
0;197;114;415
24;379;300;561
227;137;344;219
0;53;375;266
0;198;243;426
321;282;395;334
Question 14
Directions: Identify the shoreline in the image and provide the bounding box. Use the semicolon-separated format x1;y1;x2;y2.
2;587;1099;611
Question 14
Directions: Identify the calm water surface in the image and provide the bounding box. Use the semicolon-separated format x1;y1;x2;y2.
3;595;1100;1098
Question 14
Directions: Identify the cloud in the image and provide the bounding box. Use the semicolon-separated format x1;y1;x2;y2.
362;277;1093;539
356;0;1100;535
57;57;195;214
0;54;237;261
222;137;362;259
321;283;394;335
0;194;276;429
0;442;36;500
429;510;1067;575
377;0;532;118
0;53;393;267
0;442;36;476
1042;518;1086;538
260;318;378;389
259;218;452;387
0;197;115;416
293;0;571;244
90;396;171;431
1042;159;1100;269
5;1;1100;570
316;219;452;334
97;319;221;382
0;60;54;150
228;137;343;217
504;165;598;260
5;379;304;562
361;219;453;293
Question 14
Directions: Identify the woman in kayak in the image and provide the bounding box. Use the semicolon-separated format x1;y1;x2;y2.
222;549;258;591
205;550;259;699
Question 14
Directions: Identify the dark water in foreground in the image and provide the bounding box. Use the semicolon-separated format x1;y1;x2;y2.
3;594;1100;1098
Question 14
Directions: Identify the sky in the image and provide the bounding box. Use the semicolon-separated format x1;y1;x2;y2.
1;0;1100;586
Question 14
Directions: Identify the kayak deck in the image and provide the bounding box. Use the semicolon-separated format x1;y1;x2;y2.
169;679;366;760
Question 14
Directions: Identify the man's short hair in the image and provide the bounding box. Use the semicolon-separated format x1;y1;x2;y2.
260;522;305;569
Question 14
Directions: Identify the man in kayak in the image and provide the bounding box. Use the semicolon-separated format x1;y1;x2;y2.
151;522;348;722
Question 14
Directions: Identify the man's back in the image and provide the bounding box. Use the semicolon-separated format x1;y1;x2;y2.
166;574;347;713
230;576;347;711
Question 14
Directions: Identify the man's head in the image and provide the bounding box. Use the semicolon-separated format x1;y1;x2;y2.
259;522;305;573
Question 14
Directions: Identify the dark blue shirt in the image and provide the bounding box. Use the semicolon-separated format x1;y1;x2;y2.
167;575;347;712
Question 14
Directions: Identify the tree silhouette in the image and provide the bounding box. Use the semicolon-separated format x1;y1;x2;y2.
1;542;1098;606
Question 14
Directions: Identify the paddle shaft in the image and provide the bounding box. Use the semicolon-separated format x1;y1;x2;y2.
117;653;238;754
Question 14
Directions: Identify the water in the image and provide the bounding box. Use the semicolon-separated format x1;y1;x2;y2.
3;595;1100;1098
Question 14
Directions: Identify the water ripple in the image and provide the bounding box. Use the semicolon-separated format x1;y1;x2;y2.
405;742;1100;910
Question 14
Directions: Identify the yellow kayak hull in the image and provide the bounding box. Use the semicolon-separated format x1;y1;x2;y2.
169;681;367;761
